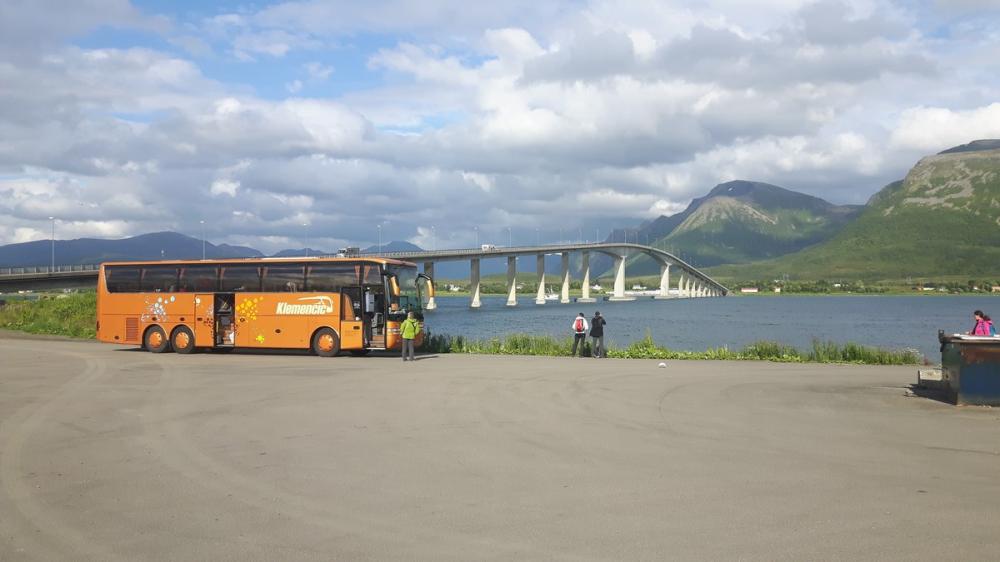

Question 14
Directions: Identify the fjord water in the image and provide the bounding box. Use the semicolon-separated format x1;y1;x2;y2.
427;295;998;361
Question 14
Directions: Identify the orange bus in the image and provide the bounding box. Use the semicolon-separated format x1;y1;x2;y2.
96;257;433;356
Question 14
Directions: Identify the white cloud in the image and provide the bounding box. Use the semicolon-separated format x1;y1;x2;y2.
304;61;333;80
210;178;240;197
0;0;998;252
889;103;1000;153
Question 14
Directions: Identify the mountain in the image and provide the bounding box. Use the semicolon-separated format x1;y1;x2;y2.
271;248;329;257
0;231;263;267
709;140;1000;280
361;241;423;254
594;180;861;276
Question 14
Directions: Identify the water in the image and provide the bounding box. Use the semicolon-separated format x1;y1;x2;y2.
425;295;1000;360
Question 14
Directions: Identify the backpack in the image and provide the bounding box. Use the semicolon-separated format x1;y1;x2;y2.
991;322;997;337
574;318;584;332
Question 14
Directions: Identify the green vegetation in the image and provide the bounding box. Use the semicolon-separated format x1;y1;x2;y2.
0;292;96;338
424;332;924;365
618;180;860;276
710;149;1000;281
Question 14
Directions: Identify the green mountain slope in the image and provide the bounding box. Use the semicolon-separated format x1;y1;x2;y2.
709;142;1000;281
618;180;860;275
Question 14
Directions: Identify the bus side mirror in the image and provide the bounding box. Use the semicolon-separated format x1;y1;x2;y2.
389;276;401;297
418;273;435;298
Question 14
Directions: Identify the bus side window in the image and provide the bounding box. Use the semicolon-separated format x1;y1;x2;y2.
220;265;261;292
261;264;304;292
180;265;219;292
141;265;179;293
106;266;141;292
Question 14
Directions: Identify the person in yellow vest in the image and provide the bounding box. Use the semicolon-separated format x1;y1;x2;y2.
400;311;421;361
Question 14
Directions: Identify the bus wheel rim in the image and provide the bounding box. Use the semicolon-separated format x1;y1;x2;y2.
318;334;334;352
175;332;190;349
149;332;163;347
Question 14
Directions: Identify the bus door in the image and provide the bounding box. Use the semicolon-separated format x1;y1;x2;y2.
215;294;237;347
340;287;364;350
194;294;216;347
364;286;387;349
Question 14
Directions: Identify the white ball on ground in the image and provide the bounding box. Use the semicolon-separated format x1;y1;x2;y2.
657;362;667;368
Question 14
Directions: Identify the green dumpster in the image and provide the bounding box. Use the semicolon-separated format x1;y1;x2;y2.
939;332;1000;406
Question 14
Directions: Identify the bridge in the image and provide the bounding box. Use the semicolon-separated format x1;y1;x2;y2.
354;242;726;308
0;243;728;306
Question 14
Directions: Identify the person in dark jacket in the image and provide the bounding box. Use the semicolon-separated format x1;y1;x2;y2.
590;311;607;358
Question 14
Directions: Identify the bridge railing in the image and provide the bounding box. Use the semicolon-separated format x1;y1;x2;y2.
0;264;100;276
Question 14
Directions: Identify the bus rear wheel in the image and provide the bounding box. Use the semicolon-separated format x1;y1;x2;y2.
171;326;196;354
145;326;171;353
312;328;341;357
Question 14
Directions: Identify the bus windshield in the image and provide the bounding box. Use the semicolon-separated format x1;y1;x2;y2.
386;265;422;320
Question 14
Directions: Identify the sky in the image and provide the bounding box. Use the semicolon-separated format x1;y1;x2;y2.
1;0;999;253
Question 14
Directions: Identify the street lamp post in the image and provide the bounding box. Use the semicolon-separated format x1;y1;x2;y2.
377;224;382;254
507;227;511;248
48;216;55;272
535;228;539;246
431;225;436;251
303;223;310;257
200;220;206;260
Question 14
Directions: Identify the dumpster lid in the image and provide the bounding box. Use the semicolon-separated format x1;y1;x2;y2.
939;331;1000;345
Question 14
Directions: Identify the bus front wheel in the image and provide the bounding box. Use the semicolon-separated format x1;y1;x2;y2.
145;326;171;353
312;328;341;357
171;326;196;354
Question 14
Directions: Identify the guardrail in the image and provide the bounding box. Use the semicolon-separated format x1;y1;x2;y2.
0;264;100;275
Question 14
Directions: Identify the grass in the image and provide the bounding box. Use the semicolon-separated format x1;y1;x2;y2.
425;331;924;365
0;292;96;338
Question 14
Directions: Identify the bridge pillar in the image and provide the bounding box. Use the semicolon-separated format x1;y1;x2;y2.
608;255;635;301
506;256;517;306
423;261;437;310
470;258;481;308
560;253;570;304
535;254;546;305
684;277;691;298
654;263;671;299
578;251;595;303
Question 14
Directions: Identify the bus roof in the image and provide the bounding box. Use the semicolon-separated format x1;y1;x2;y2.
99;256;417;267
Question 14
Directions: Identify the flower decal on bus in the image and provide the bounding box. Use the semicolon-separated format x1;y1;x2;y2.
141;295;175;322
236;297;262;321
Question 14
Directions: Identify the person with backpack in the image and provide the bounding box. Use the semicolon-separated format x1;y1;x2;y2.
590;311;607;358
970;310;994;336
570;312;589;357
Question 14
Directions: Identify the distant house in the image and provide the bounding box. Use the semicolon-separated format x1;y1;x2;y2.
773;287;782;293
992;286;1000;293
631;284;647;290
740;287;759;293
591;284;603;291
832;283;842;288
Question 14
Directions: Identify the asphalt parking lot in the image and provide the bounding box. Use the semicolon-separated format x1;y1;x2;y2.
1;336;999;561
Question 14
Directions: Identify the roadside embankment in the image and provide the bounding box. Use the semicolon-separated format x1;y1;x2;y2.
425;332;925;365
0;292;95;338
